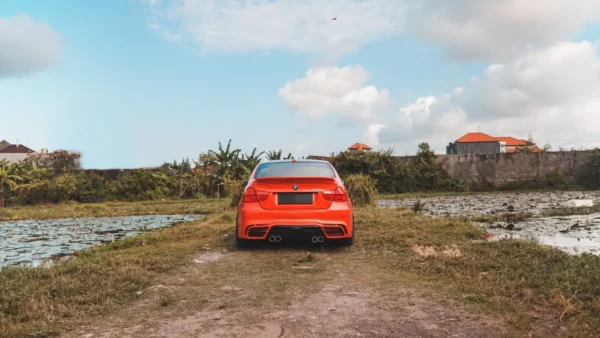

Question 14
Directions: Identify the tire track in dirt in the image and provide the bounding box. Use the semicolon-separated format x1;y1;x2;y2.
62;249;506;338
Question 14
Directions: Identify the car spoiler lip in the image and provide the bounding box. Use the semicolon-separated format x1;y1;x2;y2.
253;176;337;184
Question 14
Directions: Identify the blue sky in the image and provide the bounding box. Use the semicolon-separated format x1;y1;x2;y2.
2;1;600;168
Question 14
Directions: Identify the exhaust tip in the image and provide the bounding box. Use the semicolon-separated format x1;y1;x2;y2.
275;235;282;243
317;236;325;243
269;236;277;243
311;236;319;243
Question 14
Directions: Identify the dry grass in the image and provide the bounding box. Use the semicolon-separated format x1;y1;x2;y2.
354;207;600;336
0;198;227;221
541;204;600;217
2;203;600;337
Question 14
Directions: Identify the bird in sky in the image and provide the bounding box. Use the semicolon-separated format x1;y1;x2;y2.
332;17;337;20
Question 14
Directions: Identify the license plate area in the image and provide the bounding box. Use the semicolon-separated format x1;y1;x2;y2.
277;193;313;205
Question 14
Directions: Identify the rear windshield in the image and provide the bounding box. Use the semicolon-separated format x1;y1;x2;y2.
254;161;335;178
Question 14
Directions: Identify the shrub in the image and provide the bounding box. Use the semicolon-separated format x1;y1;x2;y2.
226;180;247;207
332;143;463;194
343;174;377;207
578;149;600;189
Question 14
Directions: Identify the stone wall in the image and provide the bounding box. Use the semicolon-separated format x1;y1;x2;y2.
433;151;591;187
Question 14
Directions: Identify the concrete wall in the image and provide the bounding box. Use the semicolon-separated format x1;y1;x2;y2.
457;141;502;155
0;153;30;163
434;151;591;187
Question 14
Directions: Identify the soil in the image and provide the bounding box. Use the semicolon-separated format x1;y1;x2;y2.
62;250;509;338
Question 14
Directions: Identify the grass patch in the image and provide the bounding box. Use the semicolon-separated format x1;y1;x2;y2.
468;212;534;223
355;207;600;336
2;202;600;337
0;211;233;337
0;198;227;221
541;204;600;217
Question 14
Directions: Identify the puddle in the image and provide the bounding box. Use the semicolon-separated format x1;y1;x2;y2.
482;214;600;255
378;191;600;255
0;214;202;269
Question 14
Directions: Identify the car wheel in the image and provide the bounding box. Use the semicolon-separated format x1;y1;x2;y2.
235;215;253;249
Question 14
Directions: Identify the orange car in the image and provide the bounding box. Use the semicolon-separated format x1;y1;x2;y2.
236;159;354;248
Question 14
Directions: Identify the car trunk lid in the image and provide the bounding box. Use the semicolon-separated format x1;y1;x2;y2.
252;177;338;210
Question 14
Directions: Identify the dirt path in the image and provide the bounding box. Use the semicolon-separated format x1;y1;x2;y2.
62;247;506;338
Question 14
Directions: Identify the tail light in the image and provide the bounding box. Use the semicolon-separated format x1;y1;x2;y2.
243;186;270;203
322;186;348;202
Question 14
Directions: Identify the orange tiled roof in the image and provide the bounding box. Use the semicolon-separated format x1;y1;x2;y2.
507;146;542;153
494;136;527;146
348;143;372;151
456;132;497;143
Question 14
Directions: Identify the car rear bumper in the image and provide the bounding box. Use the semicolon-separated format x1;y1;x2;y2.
238;204;352;240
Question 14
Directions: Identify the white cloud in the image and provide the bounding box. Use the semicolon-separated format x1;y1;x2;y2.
141;0;405;56
0;14;62;77
278;65;390;122
409;0;600;61
369;41;600;152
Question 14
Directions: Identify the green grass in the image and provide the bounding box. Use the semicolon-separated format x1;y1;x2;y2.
467;212;534;223
2;202;600;337
0;198;228;221
540;204;600;217
380;189;578;201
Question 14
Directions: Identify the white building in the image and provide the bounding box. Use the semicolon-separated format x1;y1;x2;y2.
0;140;37;163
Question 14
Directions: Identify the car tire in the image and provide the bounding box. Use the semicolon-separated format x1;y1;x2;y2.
235;216;253;249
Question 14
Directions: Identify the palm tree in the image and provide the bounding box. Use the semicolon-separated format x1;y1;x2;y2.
208;140;242;197
208;140;241;175
266;149;293;160
241;147;265;170
0;163;22;208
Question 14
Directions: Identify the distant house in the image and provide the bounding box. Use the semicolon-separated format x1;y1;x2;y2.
347;143;372;153
0;140;36;163
446;133;538;155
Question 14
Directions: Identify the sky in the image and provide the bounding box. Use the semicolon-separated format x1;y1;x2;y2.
1;0;600;169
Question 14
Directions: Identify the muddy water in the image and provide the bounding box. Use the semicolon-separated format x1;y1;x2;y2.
377;191;600;255
0;214;201;269
377;191;600;216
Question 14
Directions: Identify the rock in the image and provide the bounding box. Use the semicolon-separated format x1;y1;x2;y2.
345;292;359;297
59;255;75;263
506;224;515;230
507;205;515;212
135;291;143;295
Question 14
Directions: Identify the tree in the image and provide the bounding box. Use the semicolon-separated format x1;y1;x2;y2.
27;150;81;173
266;149;293;160
208;140;241;176
241;147;265;171
0;162;22;207
517;133;541;153
50;150;82;173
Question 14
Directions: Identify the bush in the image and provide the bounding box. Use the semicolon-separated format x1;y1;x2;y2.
332;143;463;194
343;174;377;206
578;149;600;189
226;180;247;207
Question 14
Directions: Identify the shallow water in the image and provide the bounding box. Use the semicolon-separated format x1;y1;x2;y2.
0;214;202;269
377;191;600;216
483;214;600;255
378;191;600;255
